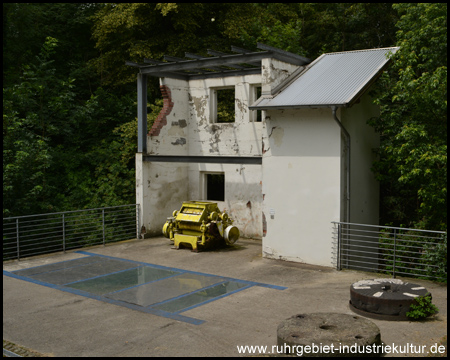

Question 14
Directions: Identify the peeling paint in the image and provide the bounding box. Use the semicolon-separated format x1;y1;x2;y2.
149;85;174;136
171;138;186;146
171;119;187;128
261;64;270;86
271;126;284;147
262;140;269;154
168;124;185;137
232;141;239;154
236;99;248;113
140;76;265;240
262;211;267;237
191;95;208;125
263;247;306;263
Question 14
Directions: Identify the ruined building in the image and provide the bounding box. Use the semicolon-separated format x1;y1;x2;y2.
128;44;398;266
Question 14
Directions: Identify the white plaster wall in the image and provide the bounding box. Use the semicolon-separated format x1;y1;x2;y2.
148;78;190;155
187;162;263;238
141;75;266;238
188;75;263;156
140;78;191;236
262;108;342;266
136;155;189;237
261;58;300;94
183;75;264;238
342;92;380;226
138;63;380;247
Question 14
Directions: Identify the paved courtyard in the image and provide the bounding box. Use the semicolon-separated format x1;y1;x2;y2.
3;237;447;357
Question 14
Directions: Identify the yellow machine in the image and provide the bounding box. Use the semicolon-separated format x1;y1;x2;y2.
162;201;240;252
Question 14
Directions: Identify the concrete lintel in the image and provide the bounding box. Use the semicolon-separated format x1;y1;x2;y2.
143;155;262;165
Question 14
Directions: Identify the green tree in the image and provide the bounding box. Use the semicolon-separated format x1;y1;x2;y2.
3;37;66;215
227;3;398;58
370;3;447;230
3;35;136;216
91;3;237;89
86;116;137;208
6;3;442;230
3;4;101;93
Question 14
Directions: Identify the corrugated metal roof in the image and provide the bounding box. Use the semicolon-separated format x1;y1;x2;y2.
251;47;399;109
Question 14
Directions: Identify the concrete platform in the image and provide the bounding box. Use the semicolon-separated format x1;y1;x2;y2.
3;237;447;357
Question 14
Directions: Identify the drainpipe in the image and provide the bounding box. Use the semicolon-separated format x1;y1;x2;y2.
331;106;350;224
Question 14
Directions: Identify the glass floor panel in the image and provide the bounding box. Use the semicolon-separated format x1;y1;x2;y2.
151;281;249;313
105;273;223;307
5;252;286;324
66;266;179;295
21;257;138;285
12;256;102;276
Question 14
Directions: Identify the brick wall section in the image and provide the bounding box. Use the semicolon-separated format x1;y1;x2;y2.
149;85;174;136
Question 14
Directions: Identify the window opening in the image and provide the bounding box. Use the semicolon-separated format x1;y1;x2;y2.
254;86;262;122
213;88;235;123
206;173;225;201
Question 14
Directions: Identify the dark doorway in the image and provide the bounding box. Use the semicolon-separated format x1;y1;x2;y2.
206;174;225;201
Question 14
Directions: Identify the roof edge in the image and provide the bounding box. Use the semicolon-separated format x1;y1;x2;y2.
250;47;400;110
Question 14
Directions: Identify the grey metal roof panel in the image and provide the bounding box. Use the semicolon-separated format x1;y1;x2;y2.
251;47;399;109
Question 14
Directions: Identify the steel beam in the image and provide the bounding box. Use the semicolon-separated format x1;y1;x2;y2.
137;73;147;153
138;51;271;75
143;155;262;165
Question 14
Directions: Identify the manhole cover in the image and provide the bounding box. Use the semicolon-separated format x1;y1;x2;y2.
350;278;429;321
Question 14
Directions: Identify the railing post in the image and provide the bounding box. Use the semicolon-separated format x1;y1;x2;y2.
136;204;140;240
16;218;20;261
62;213;66;253
393;228;396;278
102;209;106;246
337;223;341;270
344;223;349;268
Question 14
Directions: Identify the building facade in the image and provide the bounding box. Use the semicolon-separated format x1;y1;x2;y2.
131;45;398;266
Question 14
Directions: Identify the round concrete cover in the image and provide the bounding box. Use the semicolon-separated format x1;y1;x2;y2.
277;313;381;357
350;278;429;320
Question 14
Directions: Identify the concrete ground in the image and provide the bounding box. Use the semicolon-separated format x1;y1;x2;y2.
3;237;447;357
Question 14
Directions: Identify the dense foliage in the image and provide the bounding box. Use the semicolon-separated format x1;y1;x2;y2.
3;3;447;232
370;3;447;230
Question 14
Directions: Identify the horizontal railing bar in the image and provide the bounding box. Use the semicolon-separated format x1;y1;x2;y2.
16;218;102;230
3;204;138;221
342;236;442;248
3;204;139;261
394;265;433;272
342;227;444;239
332;221;446;234
13;222;66;231
341;231;443;243
379;244;431;251
340;229;383;237
342;247;433;260
65;210;136;220
333;221;446;281
7;217;64;225
340;263;386;272
104;220;136;227
104;216;136;224
18;236;65;245
16;227;101;240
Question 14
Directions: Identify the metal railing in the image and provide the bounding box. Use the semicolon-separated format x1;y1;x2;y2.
3;204;140;261
332;221;447;281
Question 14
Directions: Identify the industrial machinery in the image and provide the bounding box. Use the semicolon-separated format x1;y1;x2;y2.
162;201;240;252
